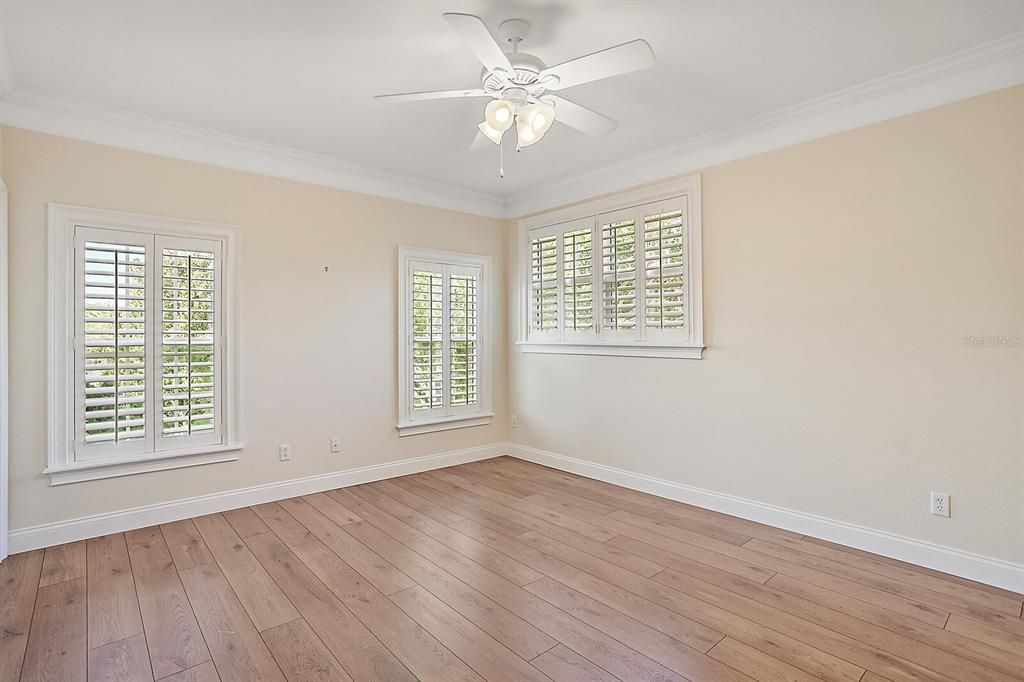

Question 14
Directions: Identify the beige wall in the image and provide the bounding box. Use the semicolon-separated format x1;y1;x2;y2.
509;86;1024;563
5;127;509;530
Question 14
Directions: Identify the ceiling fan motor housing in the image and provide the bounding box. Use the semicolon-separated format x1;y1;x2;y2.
482;52;553;99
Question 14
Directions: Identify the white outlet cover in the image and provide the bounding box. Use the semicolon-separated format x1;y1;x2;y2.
930;491;950;517
279;444;292;461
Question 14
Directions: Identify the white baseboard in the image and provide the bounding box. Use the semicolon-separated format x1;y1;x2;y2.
506;444;1024;593
8;442;509;554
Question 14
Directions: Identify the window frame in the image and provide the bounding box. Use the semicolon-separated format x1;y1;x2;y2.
47;203;243;485
397;246;492;437
517;176;704;359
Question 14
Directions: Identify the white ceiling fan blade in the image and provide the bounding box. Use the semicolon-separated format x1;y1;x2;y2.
548;95;618;136
540;39;654;91
375;88;489;102
443;13;513;75
470;130;494;151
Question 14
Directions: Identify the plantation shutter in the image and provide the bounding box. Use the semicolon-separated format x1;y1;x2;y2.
599;209;639;338
411;267;445;415
643;199;688;336
561;219;596;337
529;232;559;336
406;259;484;422
448;269;479;409
156;235;223;449
75;227;155;458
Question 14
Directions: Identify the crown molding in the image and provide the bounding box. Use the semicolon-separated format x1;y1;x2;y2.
0;87;507;218
0;32;1020;220
507;31;1024;218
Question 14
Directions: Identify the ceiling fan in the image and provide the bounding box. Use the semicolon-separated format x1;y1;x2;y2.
376;13;655;162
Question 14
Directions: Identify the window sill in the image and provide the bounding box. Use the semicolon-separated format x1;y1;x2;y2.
517;341;704;359
44;443;243;485
397;413;494;437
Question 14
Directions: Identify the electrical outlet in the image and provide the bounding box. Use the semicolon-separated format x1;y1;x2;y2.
930;491;950;517
279;444;292;462
511;415;519;429
330;437;341;453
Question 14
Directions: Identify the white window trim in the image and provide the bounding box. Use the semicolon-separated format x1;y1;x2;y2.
397;246;492;437
517;176;704;359
47;203;243;485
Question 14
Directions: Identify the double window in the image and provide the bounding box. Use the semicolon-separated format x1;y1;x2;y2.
398;247;492;436
48;205;241;484
520;178;704;358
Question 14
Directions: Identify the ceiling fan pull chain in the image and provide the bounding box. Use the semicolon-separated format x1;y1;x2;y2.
499;136;504;178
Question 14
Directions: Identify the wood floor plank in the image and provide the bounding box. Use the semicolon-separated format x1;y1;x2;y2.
374;519;690;682
39;541;86;587
394;476;533;537
243;531;416;682
327;488;420;542
764;535;1023;615
276;496;415;596
343;587;484;682
446;464;539;498
605;503;755;546
767;573;1024;678
608;514;954;629
0;549;43;682
616;533;947;627
260;617;352;682
222;507;271;538
160;519;215;571
653;567;995;682
192;514;298;631
530;645;619;682
341;519;558;661
125;526;211;678
87;633;154;682
743;538;1020;629
291;539;379;602
369;478;470;526
86;533;145;649
351;482;545;586
524;576;751;681
250;502;315;547
492;458;672;510
607;533;776;584
158;661;221;682
707;637;822;682
945;613;1024;656
178;563;285;682
480;523;862;682
300;492;362;525
802;536;1024;603
390;585;552;682
20;577;87;682
423;471;619;542
473;459;669;517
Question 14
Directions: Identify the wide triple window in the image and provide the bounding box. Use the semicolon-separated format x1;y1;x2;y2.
520;177;704;358
398;247;492;436
48;204;241;484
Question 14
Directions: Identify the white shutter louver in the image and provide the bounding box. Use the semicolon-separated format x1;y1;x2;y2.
562;227;594;332
411;270;444;411
449;273;478;407
644;208;687;330
81;239;149;448
160;245;219;442
601;218;637;331
530;235;558;332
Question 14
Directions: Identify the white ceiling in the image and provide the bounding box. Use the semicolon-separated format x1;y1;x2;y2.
1;0;1022;204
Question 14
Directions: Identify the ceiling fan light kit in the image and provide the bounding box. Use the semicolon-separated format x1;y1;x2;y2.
376;12;656;174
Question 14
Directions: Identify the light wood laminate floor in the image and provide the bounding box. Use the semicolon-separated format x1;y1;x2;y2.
1;457;1022;682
